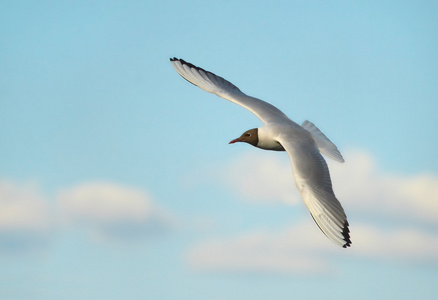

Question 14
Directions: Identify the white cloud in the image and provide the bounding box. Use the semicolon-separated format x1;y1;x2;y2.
197;150;438;225
329;151;438;225
185;149;438;273
217;152;301;205
57;182;174;241
187;222;333;275
187;221;438;274
0;181;51;250
349;224;438;263
0;180;175;252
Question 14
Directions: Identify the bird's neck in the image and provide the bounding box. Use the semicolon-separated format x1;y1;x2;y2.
256;127;286;151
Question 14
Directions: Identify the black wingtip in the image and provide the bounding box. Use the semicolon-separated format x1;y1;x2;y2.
342;220;352;248
169;58;215;77
169;57;187;64
176;58;203;71
169;57;243;94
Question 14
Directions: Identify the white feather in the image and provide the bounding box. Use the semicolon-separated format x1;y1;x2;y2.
170;58;351;248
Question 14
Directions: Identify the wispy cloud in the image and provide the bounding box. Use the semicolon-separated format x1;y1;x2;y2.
0;181;51;252
329;151;438;225
216;152;301;205
187;221;438;275
348;224;438;263
57;182;175;241
0;180;175;252
196;149;438;225
187;222;333;275
185;149;438;273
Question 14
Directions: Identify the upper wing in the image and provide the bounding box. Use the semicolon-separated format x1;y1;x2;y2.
170;58;290;124
278;132;351;248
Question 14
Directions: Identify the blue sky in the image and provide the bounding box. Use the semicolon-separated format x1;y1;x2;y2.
1;0;437;299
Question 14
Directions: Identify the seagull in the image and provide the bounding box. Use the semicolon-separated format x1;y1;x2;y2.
170;58;351;248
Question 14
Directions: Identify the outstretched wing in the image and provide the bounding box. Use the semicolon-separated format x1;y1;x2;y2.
278;132;351;248
170;58;291;125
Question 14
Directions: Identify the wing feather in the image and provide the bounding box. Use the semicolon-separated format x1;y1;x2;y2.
170;58;290;124
278;134;351;248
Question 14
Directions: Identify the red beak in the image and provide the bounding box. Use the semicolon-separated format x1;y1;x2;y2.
229;138;241;144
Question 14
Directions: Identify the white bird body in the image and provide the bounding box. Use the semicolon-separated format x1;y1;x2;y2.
170;58;351;248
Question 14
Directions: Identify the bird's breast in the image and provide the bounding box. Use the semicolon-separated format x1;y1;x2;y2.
256;125;290;151
256;140;285;151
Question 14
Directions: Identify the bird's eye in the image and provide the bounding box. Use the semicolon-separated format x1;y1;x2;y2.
245;133;251;137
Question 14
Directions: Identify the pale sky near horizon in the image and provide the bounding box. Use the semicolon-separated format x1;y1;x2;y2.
1;1;438;299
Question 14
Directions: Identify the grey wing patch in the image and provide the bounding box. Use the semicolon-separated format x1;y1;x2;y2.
302;120;344;163
281;137;351;248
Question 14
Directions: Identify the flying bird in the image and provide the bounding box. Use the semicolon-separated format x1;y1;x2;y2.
170;58;351;248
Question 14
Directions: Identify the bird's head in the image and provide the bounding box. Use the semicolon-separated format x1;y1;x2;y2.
229;128;258;147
